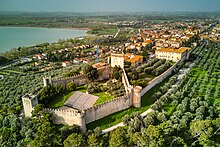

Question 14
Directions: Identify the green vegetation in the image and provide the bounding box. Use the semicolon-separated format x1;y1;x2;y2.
0;71;10;75
48;91;74;109
164;104;176;115
87;77;168;129
3;69;24;74
87;26;118;36
47;85;87;109
82;64;98;81
137;58;172;77
0;12;219;146
86;41;220;147
93;92;114;106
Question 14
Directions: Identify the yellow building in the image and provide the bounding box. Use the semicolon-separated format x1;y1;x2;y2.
124;53;143;67
109;53;143;68
155;47;191;62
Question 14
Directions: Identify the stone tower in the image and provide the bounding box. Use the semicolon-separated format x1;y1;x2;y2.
110;53;124;68
133;86;142;108
22;94;38;117
43;76;52;87
76;111;86;133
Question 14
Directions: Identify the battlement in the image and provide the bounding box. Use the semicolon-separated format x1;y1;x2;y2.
44;108;84;117
84;93;132;112
22;93;39;100
52;74;86;83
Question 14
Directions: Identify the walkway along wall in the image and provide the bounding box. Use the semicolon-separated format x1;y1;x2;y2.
122;68;132;94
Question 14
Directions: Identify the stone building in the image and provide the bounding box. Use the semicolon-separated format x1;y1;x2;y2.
109;53;143;68
155;47;191;62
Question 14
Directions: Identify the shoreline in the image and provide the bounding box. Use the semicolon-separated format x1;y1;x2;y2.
0;25;90;31
0;27;90;53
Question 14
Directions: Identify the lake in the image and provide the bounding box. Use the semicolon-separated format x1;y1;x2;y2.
0;27;87;52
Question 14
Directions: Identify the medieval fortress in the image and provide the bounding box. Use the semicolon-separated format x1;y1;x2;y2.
22;53;181;132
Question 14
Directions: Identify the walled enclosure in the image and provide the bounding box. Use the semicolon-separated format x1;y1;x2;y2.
22;57;182;133
23;65;142;132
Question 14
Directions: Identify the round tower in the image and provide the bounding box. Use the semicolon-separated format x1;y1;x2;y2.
133;86;142;108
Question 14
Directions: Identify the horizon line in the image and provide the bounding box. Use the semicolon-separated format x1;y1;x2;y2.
0;10;220;13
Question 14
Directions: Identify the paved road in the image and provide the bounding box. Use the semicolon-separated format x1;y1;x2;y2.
114;27;120;38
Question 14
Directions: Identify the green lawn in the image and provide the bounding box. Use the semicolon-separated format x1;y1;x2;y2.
48;91;74;109
47;85;87;109
93;92;114;106
87;28;118;35
139;73;155;80
47;85;115;109
87;78;169;130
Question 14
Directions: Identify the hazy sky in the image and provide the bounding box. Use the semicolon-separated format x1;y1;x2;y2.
0;0;220;12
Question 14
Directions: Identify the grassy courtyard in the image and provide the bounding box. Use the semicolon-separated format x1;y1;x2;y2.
47;85;115;109
93;92;114;106
87;78;168;130
47;85;87;109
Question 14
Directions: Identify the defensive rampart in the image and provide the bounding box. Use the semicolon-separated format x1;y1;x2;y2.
84;93;133;124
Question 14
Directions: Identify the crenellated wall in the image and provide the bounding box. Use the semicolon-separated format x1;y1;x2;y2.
44;108;86;132
44;66;112;88
84;93;133;124
51;74;88;88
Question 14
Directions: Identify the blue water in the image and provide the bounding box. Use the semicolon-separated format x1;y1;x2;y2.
0;27;87;52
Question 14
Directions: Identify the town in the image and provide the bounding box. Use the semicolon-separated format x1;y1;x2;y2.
0;11;220;147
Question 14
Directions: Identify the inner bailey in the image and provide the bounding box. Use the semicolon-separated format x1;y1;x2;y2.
22;57;180;133
22;87;141;133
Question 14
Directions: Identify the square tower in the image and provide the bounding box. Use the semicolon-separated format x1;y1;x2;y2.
110;53;124;68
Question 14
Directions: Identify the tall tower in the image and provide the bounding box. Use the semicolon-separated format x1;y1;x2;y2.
110;53;124;68
133;86;142;108
22;94;38;117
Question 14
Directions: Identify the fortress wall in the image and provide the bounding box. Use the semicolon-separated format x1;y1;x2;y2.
122;68;132;93
84;93;132;124
141;60;180;97
52;74;88;88
44;108;84;126
51;67;111;88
